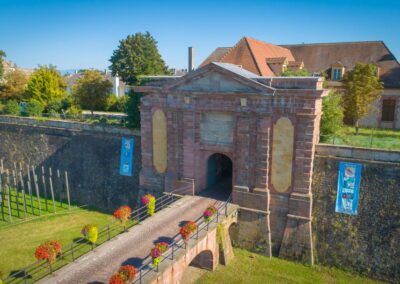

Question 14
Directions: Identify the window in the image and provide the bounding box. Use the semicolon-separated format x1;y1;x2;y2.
381;99;396;122
332;68;342;81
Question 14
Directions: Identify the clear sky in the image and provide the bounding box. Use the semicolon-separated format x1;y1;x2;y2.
1;0;399;71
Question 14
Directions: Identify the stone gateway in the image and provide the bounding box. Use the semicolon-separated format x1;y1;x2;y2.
136;62;327;264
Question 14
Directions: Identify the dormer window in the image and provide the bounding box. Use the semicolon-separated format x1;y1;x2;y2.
332;68;342;81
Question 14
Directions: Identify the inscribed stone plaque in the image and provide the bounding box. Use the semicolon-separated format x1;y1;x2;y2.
152;109;167;173
271;117;294;192
200;113;234;145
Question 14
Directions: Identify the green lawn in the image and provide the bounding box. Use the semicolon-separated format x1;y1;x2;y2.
0;206;113;279
196;248;384;284
320;126;400;150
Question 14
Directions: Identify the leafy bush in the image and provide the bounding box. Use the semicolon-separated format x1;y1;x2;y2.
66;105;82;118
117;95;128;113
3;100;20;115
0;101;5;114
126;90;143;129
24;99;44;117
105;94;119;111
320;91;344;138
34;240;62;264
45;99;63;114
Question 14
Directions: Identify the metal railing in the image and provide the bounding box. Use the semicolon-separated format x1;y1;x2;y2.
134;194;233;284
2;193;180;284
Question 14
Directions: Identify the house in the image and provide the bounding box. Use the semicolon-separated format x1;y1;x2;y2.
201;37;400;129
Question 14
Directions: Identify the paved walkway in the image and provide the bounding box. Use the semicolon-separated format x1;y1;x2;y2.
39;195;221;284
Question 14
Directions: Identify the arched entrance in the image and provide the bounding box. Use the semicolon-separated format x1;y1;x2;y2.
202;153;232;199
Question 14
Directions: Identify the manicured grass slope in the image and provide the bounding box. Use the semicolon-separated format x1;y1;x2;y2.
321;126;400;150
196;248;383;284
0;208;112;277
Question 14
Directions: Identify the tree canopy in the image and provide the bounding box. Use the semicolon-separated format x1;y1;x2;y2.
26;65;66;106
0;69;29;101
342;63;383;132
0;50;6;80
281;68;310;77
72;70;112;114
320;91;344;138
109;32;170;84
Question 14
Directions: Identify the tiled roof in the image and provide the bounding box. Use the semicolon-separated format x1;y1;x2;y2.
200;37;295;76
281;41;400;88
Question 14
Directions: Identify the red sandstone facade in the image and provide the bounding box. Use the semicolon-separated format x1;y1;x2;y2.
136;62;326;264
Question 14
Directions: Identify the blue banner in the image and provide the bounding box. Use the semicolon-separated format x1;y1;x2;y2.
120;137;135;176
335;162;362;215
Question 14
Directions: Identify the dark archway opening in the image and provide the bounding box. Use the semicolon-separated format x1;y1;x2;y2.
181;250;214;283
200;153;232;200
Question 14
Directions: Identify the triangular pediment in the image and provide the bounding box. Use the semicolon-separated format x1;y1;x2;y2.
164;63;274;94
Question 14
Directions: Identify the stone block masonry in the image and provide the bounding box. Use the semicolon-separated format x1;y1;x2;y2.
0;117;141;210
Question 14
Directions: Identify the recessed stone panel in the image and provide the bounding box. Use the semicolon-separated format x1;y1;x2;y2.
271;117;294;193
152;109;167;173
200;113;234;145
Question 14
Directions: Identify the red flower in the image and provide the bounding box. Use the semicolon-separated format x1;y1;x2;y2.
109;274;124;284
180;221;197;240
151;247;161;258
119;265;136;282
113;206;132;224
34;240;62;264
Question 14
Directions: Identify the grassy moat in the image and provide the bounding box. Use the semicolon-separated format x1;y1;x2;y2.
196;248;384;284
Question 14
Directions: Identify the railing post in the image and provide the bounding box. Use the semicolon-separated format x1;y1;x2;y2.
217;210;219;223
196;227;199;239
71;244;75;261
139;268;142;284
108;224;111;240
225;203;228;217
172;244;174;260
24;269;27;284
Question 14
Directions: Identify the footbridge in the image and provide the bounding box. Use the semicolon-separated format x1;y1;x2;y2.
39;193;238;284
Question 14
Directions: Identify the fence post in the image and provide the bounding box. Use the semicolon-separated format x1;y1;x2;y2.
24;269;28;284
108;224;111;240
71;244;75;261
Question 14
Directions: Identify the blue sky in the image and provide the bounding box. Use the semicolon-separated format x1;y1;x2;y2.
0;0;399;71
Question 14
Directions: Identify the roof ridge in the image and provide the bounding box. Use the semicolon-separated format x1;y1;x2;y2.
219;37;244;62
281;40;384;46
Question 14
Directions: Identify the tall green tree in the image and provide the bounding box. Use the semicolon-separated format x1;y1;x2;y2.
320;91;344;139
109;32;170;84
0;50;6;80
0;69;29;101
73;70;112;115
342;63;383;133
26;65;66;106
109;32;171;128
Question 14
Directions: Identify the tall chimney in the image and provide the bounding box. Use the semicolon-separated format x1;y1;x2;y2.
188;47;194;72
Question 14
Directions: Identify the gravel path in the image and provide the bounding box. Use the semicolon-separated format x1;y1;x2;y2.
39;195;220;284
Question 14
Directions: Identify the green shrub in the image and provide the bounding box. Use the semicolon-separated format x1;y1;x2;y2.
66;105;82;118
117;95;129;112
25;100;44;117
320;91;344;138
45;99;63;114
126;90;143;129
105;94;119;112
0;101;5;114
3;100;20;115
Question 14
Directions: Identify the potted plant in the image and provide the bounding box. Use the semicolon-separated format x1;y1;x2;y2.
150;242;169;268
109;265;136;284
34;240;62;272
81;224;99;245
179;221;197;242
141;194;156;216
113;206;132;225
203;206;217;222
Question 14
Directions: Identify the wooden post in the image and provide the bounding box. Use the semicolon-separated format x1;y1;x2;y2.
57;169;62;207
32;166;42;215
48;168;56;213
26;165;35;215
0;173;5;221
19;170;27;219
64;171;71;209
41;166;48;212
12;170;20;218
5;170;13;222
0;159;3;174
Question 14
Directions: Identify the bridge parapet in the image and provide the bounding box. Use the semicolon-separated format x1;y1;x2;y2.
136;202;238;284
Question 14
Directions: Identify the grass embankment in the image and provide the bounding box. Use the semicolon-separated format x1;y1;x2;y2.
321;126;400;150
0;205;113;278
196;248;383;284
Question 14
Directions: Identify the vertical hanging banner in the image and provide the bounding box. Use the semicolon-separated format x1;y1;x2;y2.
335;162;362;215
120;137;135;176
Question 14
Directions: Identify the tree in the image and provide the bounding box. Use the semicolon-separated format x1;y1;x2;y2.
26;65;66;106
0;50;6;80
342;63;383;133
320;91;344;139
109;32;170;84
72;70;112;114
0;69;28;101
126;90;143;128
281;68;310;77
